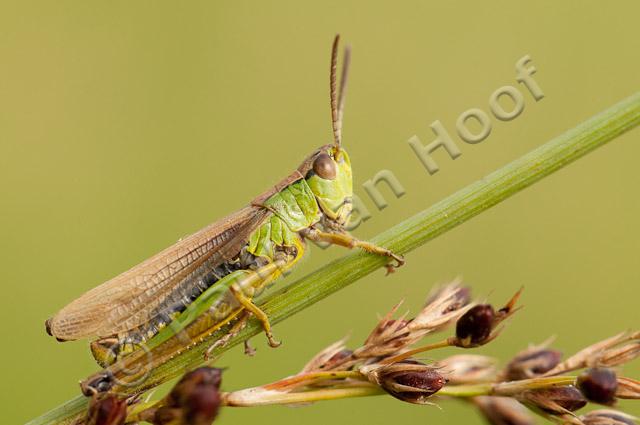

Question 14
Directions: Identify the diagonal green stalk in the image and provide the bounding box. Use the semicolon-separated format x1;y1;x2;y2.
27;92;640;425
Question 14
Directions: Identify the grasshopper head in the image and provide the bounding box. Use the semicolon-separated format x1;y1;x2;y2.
305;145;353;226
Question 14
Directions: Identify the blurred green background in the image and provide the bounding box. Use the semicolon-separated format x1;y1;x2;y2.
1;2;639;424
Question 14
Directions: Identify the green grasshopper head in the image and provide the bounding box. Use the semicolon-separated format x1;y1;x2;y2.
305;145;353;225
304;35;354;226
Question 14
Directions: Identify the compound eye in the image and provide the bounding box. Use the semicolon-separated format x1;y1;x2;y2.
312;153;337;180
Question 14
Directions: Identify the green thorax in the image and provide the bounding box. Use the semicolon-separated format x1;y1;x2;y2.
247;146;353;260
248;179;318;258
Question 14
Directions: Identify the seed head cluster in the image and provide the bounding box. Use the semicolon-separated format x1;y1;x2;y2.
87;281;640;425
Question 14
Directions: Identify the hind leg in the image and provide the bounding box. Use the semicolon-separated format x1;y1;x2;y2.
221;257;293;348
90;338;120;368
204;311;251;360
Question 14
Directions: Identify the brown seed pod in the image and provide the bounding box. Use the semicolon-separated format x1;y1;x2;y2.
473;396;535;425
363;361;446;404
577;367;618;405
505;348;563;380
154;367;223;425
520;386;587;415
455;304;495;345
86;394;127;425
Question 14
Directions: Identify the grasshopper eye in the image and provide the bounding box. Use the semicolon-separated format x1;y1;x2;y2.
313;153;337;180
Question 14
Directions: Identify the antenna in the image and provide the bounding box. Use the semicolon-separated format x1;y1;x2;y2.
330;34;351;149
338;45;351;140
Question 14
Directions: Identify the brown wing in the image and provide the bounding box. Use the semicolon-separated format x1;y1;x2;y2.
47;205;270;340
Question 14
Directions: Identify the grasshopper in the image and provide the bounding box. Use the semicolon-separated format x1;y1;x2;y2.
45;35;404;394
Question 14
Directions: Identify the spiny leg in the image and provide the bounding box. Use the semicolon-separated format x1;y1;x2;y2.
230;283;281;348
204;311;251;360
220;257;292;348
304;229;404;274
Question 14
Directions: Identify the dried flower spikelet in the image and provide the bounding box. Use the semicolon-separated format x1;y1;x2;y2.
86;394;127;425
320;349;354;370
518;386;587;416
354;301;416;358
361;361;446;404
577;367;618;405
580;409;638;425
452;288;522;348
408;280;473;334
504;343;563;380
434;354;497;384
299;339;350;373
154;367;222;425
615;377;640;399
473;396;535;425
597;340;640;368
544;331;639;376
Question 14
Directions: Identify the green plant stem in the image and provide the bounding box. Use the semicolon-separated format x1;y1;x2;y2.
27;92;640;425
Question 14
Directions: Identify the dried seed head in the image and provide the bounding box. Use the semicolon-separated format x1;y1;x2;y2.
158;367;222;425
580;409;638;425
544;331;640;376
597;340;640;368
519;386;587;415
355;302;417;358
361;361;446;404
473;396;535;425
616;377;640;399
434;354;497;384
151;407;181;425
577;367;618;405
300;339;351;373
86;394;127;425
453;289;522;348
182;384;223;425
320;349;354;370
586;410;638;425
355;282;475;359
455;304;495;346
505;345;563;380
168;367;223;400
409;281;474;334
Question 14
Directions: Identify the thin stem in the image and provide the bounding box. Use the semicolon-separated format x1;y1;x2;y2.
223;385;385;407
27;92;640;425
438;383;494;398
124;365;363;420
263;370;365;390
380;338;452;365
437;376;578;398
492;376;577;396
222;376;579;407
